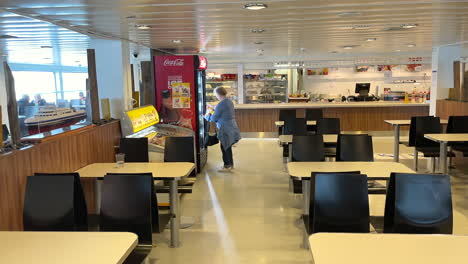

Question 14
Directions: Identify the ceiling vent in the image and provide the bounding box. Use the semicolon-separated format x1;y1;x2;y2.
383;27;407;32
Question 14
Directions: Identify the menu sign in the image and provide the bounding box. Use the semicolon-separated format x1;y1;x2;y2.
172;82;191;108
126;105;160;133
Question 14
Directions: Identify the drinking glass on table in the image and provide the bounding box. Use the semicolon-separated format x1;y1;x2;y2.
115;153;125;168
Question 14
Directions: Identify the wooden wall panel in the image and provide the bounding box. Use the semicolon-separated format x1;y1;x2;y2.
436;99;468;119
0;121;121;231
235;105;429;132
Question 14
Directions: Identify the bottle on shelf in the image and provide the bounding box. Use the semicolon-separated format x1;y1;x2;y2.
404;92;409;103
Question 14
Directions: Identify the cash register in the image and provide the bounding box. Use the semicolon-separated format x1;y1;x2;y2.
350;83;378;101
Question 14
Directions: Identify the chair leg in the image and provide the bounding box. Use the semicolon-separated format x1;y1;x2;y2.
413;148;419;171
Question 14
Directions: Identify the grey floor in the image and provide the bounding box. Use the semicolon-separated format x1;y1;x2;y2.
150;137;468;263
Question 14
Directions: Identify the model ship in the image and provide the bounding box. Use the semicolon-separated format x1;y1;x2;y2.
25;106;86;134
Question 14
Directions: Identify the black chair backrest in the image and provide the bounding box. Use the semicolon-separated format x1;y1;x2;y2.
336;134;374;161
311;173;369;233
119;138;149;162
446;116;468;133
164;136;195;163
384;173;452;234
279;109;295;121
292;135;325;162
413;116;441;148
2;124;9;141
305;109;323;121
100;174;153;245
34;172;87;231
316;118;340;135
23;176;75;231
282;115;297;135
292;118;308;136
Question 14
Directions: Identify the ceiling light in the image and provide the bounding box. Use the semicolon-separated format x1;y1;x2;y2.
243;3;268;10
395;49;401;52
342;45;359;49
136;25;151;30
343;46;353;50
401;23;418;29
407;44;416;48
250;28;266;33
254;41;264;45
337;11;362;17
366;38;377;42
256;49;264;52
341;25;371;30
330;51;338;53
171;39;183;44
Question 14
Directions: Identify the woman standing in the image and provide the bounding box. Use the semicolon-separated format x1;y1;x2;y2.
205;87;241;172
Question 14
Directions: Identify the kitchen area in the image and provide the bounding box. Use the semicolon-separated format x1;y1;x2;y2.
207;57;432;132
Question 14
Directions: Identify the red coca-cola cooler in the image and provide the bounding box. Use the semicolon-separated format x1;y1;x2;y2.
154;55;208;172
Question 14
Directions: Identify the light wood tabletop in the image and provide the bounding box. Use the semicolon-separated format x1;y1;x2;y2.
425;133;468;142
384;119;448;125
309;233;468;264
287;161;414;179
76;162;195;179
279;134;337;145
0;231;137;264
275;120;317;126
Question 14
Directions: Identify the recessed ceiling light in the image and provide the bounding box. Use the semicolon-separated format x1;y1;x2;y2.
171;39;183;44
407;44;416;48
330;51;338;53
40;45;52;49
256;49;264;52
254;41;264;45
250;28;266;33
243;3;268;10
337;11;362;17
395;49;401;52
342;45;359;49
136;24;151;30
341;25;371;30
366;38;377;42
401;23;418;29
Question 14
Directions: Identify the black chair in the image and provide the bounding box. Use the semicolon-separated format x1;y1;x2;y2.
306;173;370;234
164;136;195;163
34;173;88;231
290;135;325;194
291;135;325;162
279;109;296;135
305;109;323;132
446;116;468;156
23;176;76;231
100;174;154;264
384;173;453;234
336;134;374;162
2;124;9;142
411;116;455;172
119;138;149;162
283;117;308;136
316;118;340;135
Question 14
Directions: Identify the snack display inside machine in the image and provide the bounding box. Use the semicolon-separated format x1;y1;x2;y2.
154;55;208;172
121;105;194;153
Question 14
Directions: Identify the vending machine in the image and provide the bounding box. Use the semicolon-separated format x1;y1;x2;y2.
154;55;208;172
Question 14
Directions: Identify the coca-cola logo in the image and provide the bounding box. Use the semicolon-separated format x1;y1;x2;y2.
164;59;184;66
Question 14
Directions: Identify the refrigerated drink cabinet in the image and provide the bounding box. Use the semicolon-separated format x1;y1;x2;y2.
154;55;208;172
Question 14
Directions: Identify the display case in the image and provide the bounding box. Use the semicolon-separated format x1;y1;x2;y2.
244;71;288;104
206;72;238;103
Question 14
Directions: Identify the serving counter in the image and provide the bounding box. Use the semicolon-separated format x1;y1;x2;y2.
234;102;429;132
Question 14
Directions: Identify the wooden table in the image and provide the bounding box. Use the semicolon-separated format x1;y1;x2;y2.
425;133;468;174
309;233;468;264
76;162;195;248
287;162;414;216
384;119;448;162
275;120;317;127
0;231;137;264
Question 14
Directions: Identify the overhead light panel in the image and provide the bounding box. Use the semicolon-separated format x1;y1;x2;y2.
341;25;371;30
366;38;377;42
342;45;359;49
136;24;151;30
401;23;418;29
254;41;264;45
171;39;183;44
407;44;416;48
251;28;266;33
244;3;268;10
256;49;264;52
395;49;401;52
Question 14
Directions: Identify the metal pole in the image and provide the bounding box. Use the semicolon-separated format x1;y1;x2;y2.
440;141;448;174
169;179;180;248
393;125;400;162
